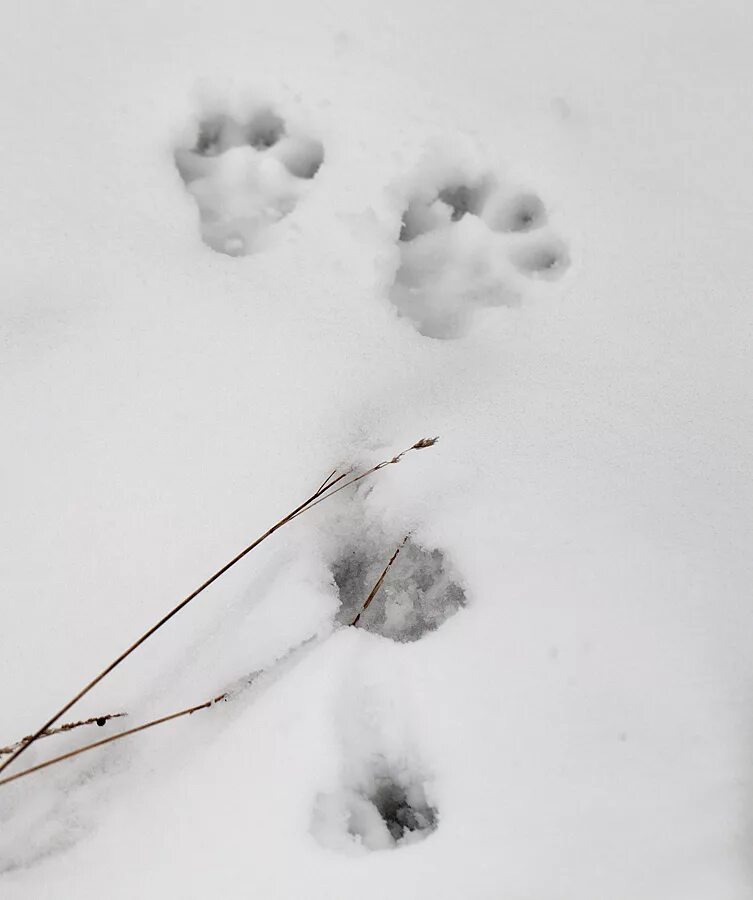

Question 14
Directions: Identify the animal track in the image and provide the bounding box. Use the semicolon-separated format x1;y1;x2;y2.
390;145;570;338
314;474;468;641
311;640;438;855
174;106;324;256
333;534;466;641
312;766;437;853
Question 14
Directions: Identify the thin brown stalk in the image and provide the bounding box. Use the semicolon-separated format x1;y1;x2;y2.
291;437;439;522
0;695;227;788
0;471;344;777
314;468;338;494
0;712;127;756
351;535;410;627
0;437;438;777
0;525;420;788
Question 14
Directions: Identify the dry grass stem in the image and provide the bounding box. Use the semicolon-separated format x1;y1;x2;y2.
0;437;438;778
290;437;440;522
351;536;410;627
0;712;127;757
0;695;227;788
314;468;344;494
0;518;422;788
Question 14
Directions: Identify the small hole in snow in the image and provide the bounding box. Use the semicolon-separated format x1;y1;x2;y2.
312;770;438;853
490;192;547;233
369;779;437;843
399;202;433;242
513;240;570;278
245;109;286;149
278;138;325;179
194;115;234;156
437;182;488;221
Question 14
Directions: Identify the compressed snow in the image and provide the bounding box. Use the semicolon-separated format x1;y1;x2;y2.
1;0;753;898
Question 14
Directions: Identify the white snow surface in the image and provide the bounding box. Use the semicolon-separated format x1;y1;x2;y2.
1;0;752;897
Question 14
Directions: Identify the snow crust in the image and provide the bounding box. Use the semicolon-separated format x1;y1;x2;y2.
1;0;753;897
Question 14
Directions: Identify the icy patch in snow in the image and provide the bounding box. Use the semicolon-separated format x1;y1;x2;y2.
312;765;437;853
174;105;324;256
390;141;570;338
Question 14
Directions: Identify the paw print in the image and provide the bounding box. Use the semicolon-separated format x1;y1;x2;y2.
175;107;324;257
390;151;569;338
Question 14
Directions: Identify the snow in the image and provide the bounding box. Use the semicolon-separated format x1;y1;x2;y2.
1;0;752;897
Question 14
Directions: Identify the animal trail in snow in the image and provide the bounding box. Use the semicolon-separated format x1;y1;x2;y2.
390;142;570;338
174;106;324;256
